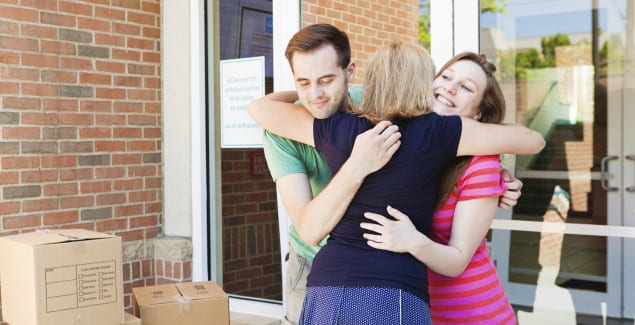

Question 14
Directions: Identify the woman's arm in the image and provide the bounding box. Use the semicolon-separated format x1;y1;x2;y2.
253;91;402;245
281;121;401;245
247;91;315;146
361;199;497;276
457;117;546;156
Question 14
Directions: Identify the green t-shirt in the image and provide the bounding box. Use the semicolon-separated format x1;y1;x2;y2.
262;86;363;259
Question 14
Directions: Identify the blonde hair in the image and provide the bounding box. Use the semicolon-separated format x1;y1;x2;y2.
354;42;436;123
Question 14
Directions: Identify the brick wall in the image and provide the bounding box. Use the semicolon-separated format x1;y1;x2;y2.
222;149;281;300
0;0;161;312
302;0;420;82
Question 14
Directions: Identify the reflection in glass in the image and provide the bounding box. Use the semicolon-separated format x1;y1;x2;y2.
480;0;632;319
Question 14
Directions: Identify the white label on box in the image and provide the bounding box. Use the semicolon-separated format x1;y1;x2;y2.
45;261;118;312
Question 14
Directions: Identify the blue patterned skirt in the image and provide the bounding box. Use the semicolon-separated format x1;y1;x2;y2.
300;286;431;325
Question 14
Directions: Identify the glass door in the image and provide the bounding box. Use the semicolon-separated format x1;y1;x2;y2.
446;0;635;320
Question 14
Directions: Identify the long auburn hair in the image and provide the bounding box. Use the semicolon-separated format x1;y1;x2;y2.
435;52;506;208
352;41;436;124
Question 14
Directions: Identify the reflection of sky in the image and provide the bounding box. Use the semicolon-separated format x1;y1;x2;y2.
480;0;626;38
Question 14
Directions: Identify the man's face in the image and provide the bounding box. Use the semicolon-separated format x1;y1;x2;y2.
291;45;354;119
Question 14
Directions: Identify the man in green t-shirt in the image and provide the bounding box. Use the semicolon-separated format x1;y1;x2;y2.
262;24;523;324
262;25;402;324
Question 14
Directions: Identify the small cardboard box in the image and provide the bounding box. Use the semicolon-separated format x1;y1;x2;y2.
132;281;229;325
121;311;141;325
0;229;124;325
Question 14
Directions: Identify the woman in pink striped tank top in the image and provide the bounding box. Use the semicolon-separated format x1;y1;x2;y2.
361;52;517;324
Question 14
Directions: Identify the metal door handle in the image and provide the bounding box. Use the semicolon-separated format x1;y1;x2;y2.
627;155;635;192
601;155;619;191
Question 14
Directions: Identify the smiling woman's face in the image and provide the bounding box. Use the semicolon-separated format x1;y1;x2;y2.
432;60;487;120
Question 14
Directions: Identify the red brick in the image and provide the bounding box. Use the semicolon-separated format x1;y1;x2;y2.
95;114;126;125
80;127;112;138
41;40;76;55
3;96;41;110
128;190;158;203
143;127;161;138
22;198;58;212
22;53;59;68
142;259;152;277
145;226;161;239
40;12;76;27
114;75;142;87
96;218;128;232
114;204;143;217
116;229;143;241
95;87;126;99
78;17;111;32
129;140;155;151
0;201;20;215
43;210;79;225
60;1;93;15
1;66;38;80
22;83;58;96
127;89;156;100
0;6;38;21
173;262;181;279
59;168;93;181
58;113;93;125
0;81;19;94
114;102;143;113
0;50;19;64
142;1;160;14
80;72;112;85
142;26;160;39
113;0;140;10
114;127;142;138
95;6;125;20
95;33;125;47
164;260;172;277
113;178;143;191
3;127;40;139
80;180;112;193
41;155;76;168
60;195;95;209
129;215;157;228
43;183;78;196
80;100;112;112
61;57;94;70
0;19;19;35
94;140;125;151
95;166;126;178
96;192;126;205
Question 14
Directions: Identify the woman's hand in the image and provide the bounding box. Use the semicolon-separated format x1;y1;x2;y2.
361;206;430;254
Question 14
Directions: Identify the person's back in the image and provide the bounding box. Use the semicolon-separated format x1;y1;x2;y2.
308;111;462;300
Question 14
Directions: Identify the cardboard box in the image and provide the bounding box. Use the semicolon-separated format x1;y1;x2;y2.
132;281;229;325
121;311;141;325
0;229;124;325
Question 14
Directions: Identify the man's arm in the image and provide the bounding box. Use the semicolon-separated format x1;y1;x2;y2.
498;169;523;210
279;121;401;246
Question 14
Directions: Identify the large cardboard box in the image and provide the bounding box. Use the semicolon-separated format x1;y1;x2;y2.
0;229;124;325
132;281;229;325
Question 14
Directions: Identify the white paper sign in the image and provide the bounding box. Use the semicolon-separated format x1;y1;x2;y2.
220;56;265;148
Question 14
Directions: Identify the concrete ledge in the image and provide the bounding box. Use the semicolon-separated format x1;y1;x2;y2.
153;236;192;261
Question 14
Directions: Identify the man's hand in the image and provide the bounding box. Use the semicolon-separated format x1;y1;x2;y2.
347;120;401;177
499;168;523;210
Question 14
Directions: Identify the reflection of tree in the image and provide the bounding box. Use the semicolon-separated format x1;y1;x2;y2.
498;33;626;80
542;34;572;66
599;35;625;73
